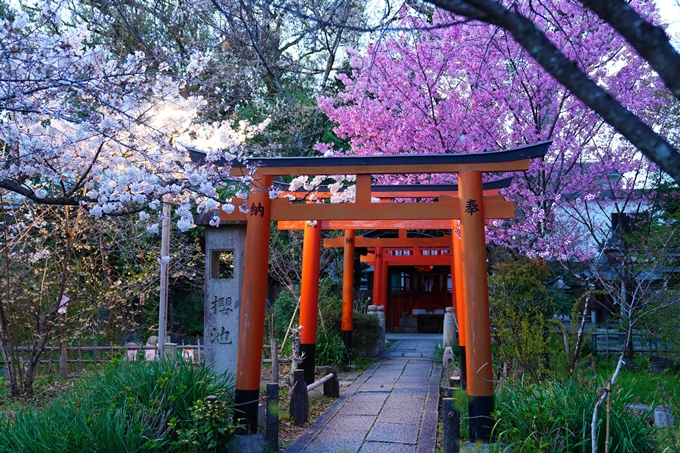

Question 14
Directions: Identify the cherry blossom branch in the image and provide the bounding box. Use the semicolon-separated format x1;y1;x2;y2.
581;0;680;103
428;0;680;183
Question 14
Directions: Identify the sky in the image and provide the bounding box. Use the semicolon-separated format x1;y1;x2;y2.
655;0;680;36
363;1;680;37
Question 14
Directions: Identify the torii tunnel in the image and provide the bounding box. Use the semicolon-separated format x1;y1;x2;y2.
279;177;515;392
189;142;550;442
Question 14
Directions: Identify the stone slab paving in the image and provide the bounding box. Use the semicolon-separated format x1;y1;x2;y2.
285;334;442;453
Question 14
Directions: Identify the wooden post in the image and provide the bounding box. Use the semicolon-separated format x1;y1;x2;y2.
452;230;467;389
299;217;321;385
158;199;171;357
235;175;273;435
605;380;611;453
606;331;609;354
341;229;355;363
458;170;494;442
290;369;309;426
443;398;460;453
323;367;340;398
266;382;279;452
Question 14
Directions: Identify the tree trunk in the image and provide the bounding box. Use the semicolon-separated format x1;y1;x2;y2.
569;295;591;377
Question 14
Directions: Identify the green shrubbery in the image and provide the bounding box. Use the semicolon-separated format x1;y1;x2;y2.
270;281;381;365
349;311;381;355
492;380;658;452
481;256;672;451
489;258;573;382
0;360;238;452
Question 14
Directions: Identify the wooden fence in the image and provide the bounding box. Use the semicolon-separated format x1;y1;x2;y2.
590;329;671;354
9;341;204;377
7;341;292;378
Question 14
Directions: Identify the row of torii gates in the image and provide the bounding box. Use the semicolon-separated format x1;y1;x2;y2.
190;142;550;443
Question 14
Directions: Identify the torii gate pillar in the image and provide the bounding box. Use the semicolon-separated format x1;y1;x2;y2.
452;229;467;389
341;229;355;361
458;170;494;442
235;176;273;434
299;219;322;384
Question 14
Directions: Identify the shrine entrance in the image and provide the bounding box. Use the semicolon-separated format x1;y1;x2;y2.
190;142;550;443
388;265;452;333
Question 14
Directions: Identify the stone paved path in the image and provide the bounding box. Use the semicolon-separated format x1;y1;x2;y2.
285;334;442;453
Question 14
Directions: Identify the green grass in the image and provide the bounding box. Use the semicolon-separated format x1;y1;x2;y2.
595;356;680;451
493;379;658;452
594;356;680;407
487;355;680;452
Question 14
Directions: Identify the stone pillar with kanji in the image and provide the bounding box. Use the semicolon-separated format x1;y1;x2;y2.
204;224;246;379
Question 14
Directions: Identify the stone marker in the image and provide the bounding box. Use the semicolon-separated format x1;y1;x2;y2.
204;224;246;379
366;305;380;357
376;305;386;353
654;405;675;428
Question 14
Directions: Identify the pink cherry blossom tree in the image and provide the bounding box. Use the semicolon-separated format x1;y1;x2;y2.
318;0;675;262
319;4;679;449
426;0;680;184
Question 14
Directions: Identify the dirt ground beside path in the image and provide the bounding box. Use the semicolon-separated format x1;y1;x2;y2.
259;362;365;450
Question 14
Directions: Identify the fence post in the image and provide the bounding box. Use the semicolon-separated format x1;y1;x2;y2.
605;331;609;354
77;343;82;374
290;369;308;426
271;339;278;384
443;397;460;453
60;343;67;378
266;382;279;452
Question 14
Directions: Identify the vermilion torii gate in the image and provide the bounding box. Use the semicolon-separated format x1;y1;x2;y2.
278;178;514;370
189;142;550;442
282;178;514;390
279;179;511;345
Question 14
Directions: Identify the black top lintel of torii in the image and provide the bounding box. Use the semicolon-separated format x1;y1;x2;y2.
186;141;551;169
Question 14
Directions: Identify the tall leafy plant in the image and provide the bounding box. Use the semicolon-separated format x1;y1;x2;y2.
489;258;571;382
